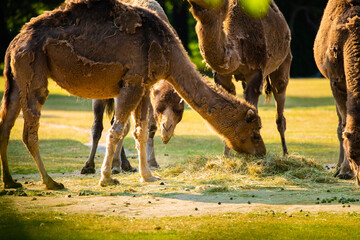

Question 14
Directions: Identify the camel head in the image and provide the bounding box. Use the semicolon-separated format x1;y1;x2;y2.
224;108;266;156
151;81;185;144
343;130;360;183
188;0;229;23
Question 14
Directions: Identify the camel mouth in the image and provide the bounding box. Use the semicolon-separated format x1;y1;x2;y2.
160;130;173;144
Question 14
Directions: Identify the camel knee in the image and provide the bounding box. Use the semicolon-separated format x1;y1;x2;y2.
133;122;148;146
276;115;286;132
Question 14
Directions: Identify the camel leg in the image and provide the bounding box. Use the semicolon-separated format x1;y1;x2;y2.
11;52;63;189
111;140;124;174
0;81;22;188
133;94;160;182
147;105;160;169
111;120;135;173
81;99;106;174
214;72;235;156
330;80;354;179
120;146;137;172
269;53;291;155
99;78;145;186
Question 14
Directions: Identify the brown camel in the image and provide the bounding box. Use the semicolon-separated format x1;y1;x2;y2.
187;0;292;155
81;0;184;174
314;0;360;183
0;0;266;190
81;80;184;174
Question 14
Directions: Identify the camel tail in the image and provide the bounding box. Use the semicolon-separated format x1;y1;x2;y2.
0;51;13;124
104;98;115;119
264;76;272;104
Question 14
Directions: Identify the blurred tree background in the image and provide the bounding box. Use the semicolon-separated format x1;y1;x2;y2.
0;0;327;77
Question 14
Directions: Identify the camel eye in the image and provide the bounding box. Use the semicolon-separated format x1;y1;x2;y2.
253;133;261;141
174;108;184;115
156;106;165;113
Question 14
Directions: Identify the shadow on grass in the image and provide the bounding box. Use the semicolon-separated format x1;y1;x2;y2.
255;95;335;109
0;199;33;240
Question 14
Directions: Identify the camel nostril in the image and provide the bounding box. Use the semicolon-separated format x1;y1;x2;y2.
162;123;172;131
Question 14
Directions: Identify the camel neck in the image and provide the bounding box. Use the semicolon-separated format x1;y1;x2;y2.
166;44;245;136
195;17;240;74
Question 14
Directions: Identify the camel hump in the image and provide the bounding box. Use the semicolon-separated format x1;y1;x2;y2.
148;41;169;80
43;38;126;99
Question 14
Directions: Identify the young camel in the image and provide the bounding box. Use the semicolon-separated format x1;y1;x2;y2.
81;0;184;174
187;0;292;155
81;80;184;174
0;0;266;190
314;0;360;182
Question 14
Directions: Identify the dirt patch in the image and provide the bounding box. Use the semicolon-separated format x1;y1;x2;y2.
2;181;360;218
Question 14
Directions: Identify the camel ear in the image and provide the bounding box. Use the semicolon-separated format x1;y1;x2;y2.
245;109;256;123
148;41;168;80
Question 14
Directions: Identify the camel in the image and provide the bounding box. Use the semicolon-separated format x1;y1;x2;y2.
81;0;184;174
187;0;292;155
314;0;360;183
81;80;184;174
0;0;266;190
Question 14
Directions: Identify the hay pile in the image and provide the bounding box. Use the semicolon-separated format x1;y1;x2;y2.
171;154;337;184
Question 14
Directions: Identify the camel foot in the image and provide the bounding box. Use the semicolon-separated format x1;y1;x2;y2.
337;173;354;180
140;175;161;183
148;159;160;169
121;161;137;172
111;168;121;175
81;166;96;174
45;179;64;190
4;181;22;189
99;177;120;187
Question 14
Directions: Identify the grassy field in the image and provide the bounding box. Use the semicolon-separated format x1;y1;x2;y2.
2;77;360;239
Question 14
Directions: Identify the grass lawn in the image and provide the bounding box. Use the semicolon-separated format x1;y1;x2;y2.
2;77;360;239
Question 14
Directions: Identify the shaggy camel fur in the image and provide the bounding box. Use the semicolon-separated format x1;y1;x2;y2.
81;80;184;174
314;0;360;182
188;0;292;155
81;0;184;174
0;0;266;189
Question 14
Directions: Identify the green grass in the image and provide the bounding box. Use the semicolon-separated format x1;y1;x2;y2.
1;210;360;240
